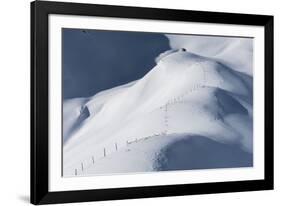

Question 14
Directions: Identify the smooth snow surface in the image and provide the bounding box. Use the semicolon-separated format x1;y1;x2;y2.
63;44;253;177
166;35;253;75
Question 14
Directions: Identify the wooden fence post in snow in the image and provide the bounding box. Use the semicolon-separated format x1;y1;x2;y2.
92;156;95;164
75;169;77;176
103;148;106;157
115;143;118;151
81;163;84;171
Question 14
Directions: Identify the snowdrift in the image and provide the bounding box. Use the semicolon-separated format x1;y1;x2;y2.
63;49;253;177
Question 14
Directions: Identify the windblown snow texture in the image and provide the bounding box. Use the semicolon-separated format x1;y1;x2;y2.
62;30;253;177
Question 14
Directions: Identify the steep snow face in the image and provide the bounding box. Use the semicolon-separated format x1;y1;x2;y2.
63;49;253;177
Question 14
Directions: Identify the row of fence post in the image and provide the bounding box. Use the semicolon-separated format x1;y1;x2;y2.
74;142;120;175
73;77;213;176
73;132;167;176
73;83;210;176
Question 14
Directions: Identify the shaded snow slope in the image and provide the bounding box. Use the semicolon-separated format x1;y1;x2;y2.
155;135;252;171
63;49;253;177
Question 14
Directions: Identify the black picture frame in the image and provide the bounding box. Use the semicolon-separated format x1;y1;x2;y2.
31;0;274;204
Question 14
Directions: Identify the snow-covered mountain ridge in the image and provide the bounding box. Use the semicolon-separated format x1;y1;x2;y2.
63;49;253;176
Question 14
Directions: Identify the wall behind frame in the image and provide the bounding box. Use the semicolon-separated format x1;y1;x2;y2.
0;0;278;205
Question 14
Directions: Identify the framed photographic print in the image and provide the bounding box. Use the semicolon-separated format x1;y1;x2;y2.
31;0;274;204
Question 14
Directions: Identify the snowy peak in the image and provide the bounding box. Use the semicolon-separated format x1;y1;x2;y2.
63;49;253;176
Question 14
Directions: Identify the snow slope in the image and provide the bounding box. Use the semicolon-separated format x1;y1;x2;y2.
166;35;253;75
63;48;253;177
